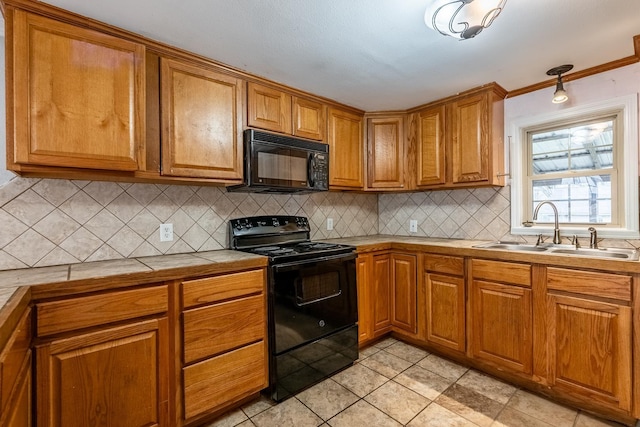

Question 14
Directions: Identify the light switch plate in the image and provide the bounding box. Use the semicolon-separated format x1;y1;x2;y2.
409;219;418;233
327;218;334;231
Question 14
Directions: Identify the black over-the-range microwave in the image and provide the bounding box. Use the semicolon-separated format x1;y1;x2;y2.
227;129;329;193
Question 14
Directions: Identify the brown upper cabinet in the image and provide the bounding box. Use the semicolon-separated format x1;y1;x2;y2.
160;58;244;181
411;83;506;190
327;107;364;189
366;115;406;190
247;82;326;141
9;10;146;172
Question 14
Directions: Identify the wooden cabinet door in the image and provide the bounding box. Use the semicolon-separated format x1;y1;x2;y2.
356;254;374;345
451;93;490;184
416;106;446;187
547;294;632;412
391;253;417;334
161;58;243;180
327;107;364;189
36;318;169;427
470;280;532;374
425;272;465;352
293;96;326;141
367;116;405;189
247;82;292;134
0;308;32;427
12;10;145;171
372;253;392;336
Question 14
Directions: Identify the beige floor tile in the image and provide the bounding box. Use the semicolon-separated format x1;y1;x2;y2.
574;412;630;427
327;400;401;427
383;341;430;363
407;402;480;427
435;383;504;427
251;398;323;427
241;395;276;418
296;378;359;421
359;349;413;378
372;337;398;349
394;364;453;400
364;380;429;424
492;407;555;427
204;408;248;427
236;421;255;427
331;362;389;397
417;354;469;381
506;390;577;427
358;344;381;359
456;370;517;404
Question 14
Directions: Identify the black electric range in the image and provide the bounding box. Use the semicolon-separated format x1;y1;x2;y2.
229;215;358;401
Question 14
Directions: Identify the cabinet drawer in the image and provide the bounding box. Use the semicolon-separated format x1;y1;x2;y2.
546;267;631;302
0;308;31;413
182;269;264;309
37;286;168;337
183;294;264;364
183;341;266;420
471;259;531;287
424;254;464;276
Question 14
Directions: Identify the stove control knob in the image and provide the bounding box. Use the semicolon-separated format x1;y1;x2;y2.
272;218;279;226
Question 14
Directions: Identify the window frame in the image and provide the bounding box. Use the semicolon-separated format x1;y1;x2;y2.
509;94;639;239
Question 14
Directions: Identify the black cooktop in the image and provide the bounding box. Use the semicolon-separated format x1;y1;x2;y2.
229;216;355;262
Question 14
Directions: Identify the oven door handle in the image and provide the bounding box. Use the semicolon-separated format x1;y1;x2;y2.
273;252;356;272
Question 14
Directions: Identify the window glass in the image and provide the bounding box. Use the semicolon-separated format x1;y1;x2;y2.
528;117;616;225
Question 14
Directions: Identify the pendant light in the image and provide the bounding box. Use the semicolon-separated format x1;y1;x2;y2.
424;0;508;40
546;64;573;104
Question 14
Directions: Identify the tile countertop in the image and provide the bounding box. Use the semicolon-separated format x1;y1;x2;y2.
322;235;640;274
0;250;268;317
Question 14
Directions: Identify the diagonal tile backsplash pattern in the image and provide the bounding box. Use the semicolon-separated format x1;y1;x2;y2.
378;186;512;240
2;177;636;270
0;177;378;269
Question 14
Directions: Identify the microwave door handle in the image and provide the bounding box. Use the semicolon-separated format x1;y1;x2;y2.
307;153;315;187
273;252;356;272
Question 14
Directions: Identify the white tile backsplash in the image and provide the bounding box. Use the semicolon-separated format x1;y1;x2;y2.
1;176;637;270
0;177;379;269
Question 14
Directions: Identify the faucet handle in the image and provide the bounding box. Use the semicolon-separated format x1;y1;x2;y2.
570;235;580;249
535;233;545;246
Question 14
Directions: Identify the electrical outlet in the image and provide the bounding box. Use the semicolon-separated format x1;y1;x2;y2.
159;223;173;242
409;219;418;233
326;218;334;231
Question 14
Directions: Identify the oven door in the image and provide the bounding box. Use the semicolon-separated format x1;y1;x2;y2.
271;252;357;354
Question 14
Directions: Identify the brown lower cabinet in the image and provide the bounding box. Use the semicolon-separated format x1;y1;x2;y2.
424;254;465;353
358;250;637;424
26;266;267;427
0;307;32;427
546;267;632;413
469;259;533;375
36;318;169;427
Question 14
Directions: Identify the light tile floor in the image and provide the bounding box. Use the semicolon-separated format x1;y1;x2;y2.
206;337;636;427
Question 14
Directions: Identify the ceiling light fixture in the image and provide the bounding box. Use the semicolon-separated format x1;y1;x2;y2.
424;0;508;40
546;64;574;104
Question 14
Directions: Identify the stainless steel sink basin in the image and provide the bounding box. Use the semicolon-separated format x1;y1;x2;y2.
473;242;549;252
549;247;639;261
474;242;639;261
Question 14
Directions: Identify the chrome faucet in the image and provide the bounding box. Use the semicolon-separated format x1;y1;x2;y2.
588;227;598;249
533;201;561;244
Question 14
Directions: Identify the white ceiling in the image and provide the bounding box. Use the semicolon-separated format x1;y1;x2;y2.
39;0;640;111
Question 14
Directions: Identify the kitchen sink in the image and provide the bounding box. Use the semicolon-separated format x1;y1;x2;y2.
549;247;639;261
474;241;639;261
473;242;548;252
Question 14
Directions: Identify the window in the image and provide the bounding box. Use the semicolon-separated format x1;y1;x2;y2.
527;116;617;225
510;94;638;239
